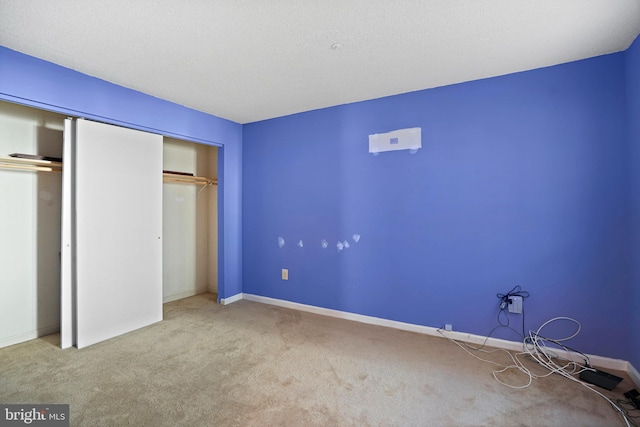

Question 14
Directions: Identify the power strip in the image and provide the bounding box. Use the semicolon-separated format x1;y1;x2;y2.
579;368;623;390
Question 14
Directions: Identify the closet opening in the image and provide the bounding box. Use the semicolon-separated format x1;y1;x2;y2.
162;137;218;303
0;101;66;348
0;100;221;349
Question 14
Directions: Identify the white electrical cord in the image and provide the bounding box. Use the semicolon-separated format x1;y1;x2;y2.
438;317;632;427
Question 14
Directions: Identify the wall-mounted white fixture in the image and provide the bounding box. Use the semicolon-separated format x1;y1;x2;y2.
369;127;421;154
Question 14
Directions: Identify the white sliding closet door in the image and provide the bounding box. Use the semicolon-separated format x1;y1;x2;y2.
74;119;163;348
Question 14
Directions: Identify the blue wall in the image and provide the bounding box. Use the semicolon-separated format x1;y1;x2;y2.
0;46;243;299
1;40;637;363
628;36;640;369
243;52;632;360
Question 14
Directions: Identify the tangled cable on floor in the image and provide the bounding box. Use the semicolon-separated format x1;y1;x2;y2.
438;317;634;427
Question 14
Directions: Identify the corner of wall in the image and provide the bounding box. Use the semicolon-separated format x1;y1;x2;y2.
628;362;640;389
626;33;640;371
219;293;243;305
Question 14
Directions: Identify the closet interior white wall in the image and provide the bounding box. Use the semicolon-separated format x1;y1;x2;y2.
162;137;218;303
0;100;219;349
0;101;65;348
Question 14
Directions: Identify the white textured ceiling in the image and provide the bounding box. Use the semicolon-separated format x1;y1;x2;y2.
1;1;639;124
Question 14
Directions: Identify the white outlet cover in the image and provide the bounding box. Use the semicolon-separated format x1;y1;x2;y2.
508;296;523;313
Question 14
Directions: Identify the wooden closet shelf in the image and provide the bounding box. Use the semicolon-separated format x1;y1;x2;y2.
0;157;216;185
0;155;63;172
162;172;217;186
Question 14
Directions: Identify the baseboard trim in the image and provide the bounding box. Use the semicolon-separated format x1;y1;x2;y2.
163;287;209;304
0;325;60;349
628;362;640;388
243;293;637;386
220;292;244;305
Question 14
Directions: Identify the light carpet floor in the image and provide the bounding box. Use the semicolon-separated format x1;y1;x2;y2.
0;293;637;426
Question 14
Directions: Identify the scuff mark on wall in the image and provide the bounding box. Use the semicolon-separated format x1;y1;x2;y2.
277;234;361;251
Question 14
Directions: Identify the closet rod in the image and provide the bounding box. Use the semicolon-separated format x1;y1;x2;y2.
0;163;60;172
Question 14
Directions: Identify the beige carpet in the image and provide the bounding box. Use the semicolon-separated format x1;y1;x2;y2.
0;293;636;426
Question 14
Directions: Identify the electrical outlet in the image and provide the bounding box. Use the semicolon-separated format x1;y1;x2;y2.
444;324;453;331
508;296;522;314
281;269;288;280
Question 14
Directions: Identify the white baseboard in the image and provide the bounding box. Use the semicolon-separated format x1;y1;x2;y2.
220;292;244;305
628;362;640;388
243;293;638;387
0;325;60;349
163;287;209;304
